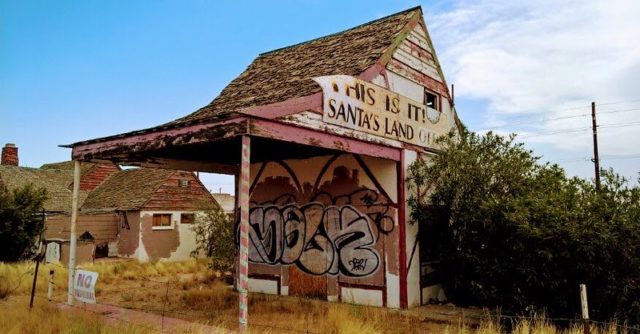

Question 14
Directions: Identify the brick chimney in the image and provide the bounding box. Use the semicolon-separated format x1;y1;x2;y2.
1;143;18;166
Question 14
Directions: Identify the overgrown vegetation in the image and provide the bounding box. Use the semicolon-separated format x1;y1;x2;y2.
0;183;48;262
408;129;640;325
0;298;157;334
191;200;235;275
0;260;628;333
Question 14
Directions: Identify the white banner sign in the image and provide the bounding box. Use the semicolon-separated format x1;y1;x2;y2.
74;269;98;304
45;242;60;264
313;75;450;149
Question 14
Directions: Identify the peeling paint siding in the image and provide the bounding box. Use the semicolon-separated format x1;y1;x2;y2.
386;267;401;308
404;150;421;308
371;74;387;87
134;210;202;262
392;47;442;82
249;278;279;295
341;287;384;307
386;72;426;102
45;213;118;244
143;171;211;211
278;111;403;149
59;241;95;265
117;211;140;257
163;217;201;261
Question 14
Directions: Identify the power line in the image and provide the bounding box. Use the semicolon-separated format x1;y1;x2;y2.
552;154;640;164
516;121;640;139
474;107;640;132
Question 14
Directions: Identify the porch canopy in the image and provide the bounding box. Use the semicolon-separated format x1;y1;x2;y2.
61;7;427;168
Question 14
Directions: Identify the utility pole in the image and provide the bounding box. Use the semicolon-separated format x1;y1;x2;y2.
591;102;601;191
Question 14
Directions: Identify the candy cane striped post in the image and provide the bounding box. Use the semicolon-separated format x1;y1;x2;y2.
238;135;250;332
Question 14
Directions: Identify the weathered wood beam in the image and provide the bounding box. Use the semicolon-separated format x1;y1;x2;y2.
249;118;401;161
71;117;248;162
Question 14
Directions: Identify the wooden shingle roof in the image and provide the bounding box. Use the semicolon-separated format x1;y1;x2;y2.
81;168;175;212
172;6;421;125
0;165;88;213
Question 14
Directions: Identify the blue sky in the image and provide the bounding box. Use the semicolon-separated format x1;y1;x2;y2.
2;0;639;193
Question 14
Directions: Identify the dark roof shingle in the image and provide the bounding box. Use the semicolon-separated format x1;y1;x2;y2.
0;165;88;213
172;7;419;124
81;168;175;211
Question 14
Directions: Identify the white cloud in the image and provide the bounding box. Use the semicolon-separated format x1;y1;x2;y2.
425;0;640;179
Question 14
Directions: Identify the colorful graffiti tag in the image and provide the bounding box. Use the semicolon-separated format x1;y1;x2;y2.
248;203;379;277
237;155;396;278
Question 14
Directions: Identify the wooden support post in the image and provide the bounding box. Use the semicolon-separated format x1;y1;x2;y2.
29;252;41;309
238;136;251;332
580;284;590;334
67;160;81;305
397;150;408;308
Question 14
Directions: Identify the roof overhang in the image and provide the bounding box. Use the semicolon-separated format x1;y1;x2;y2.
64;115;402;174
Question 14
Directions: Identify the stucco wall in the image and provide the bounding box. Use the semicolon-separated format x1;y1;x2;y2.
244;153;399;307
118;210;201;262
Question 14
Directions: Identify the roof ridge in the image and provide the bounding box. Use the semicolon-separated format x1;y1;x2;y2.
259;5;422;57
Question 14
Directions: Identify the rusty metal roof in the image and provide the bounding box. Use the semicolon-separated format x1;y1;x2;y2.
170;6;421;125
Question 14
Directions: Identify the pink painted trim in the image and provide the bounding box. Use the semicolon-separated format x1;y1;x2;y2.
71;117;247;160
239;93;323;119
358;63;385;82
250;119;401;161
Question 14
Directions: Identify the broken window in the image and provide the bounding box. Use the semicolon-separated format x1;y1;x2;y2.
180;213;195;224
152;214;172;228
424;90;439;111
425;90;441;123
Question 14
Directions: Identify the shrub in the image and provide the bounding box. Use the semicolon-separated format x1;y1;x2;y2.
408;129;640;324
0;183;48;261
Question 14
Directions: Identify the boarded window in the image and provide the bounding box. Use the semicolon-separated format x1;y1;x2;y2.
181;213;195;224
152;214;172;228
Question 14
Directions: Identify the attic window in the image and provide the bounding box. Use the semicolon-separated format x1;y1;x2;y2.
425;90;439;111
179;179;190;187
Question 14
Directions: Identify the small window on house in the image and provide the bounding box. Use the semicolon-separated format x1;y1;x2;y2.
152;214;172;229
425;90;439;111
179;179;190;187
181;213;195;224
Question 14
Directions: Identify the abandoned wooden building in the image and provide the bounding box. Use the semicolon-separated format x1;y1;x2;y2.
0;144;218;264
64;6;461;308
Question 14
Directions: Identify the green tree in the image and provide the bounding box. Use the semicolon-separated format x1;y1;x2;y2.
0;183;48;262
191;200;235;274
408;129;640;323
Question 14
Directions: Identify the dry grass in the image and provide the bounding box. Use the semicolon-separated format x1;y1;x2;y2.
0;296;153;334
0;260;628;333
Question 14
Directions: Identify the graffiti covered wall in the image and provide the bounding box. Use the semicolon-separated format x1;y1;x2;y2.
243;153;399;306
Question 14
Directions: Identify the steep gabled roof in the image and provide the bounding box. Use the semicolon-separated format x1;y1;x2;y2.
172;6;421;125
81;168;175;211
0;165;89;213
